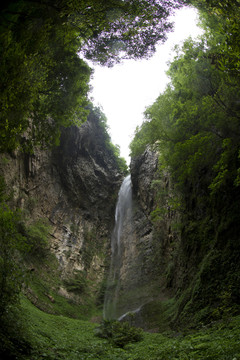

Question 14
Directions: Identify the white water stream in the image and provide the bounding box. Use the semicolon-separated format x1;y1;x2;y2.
103;175;132;319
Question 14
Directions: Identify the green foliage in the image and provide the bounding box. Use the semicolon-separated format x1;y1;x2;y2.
91;106;129;174
96;320;144;348
0;200;32;358
127;319;240;360
26;218;51;258
0;179;88;356
0;304;31;360
130;1;240;327
0;0;184;153
130;24;240;193
150;207;167;223
63;270;89;295
0;0;91;152
0;204;29;315
108;143;129;175
211;286;237;322
24;249;97;319
78;0;184;66
191;0;240;76
18;297;240;359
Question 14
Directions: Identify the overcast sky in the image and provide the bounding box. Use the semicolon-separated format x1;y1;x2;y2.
89;6;203;164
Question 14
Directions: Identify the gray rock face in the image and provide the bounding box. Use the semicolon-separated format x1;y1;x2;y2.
111;148;177;326
53;112;122;222
0;116;178;325
130;147;158;213
0;112;123;305
105;149;160;319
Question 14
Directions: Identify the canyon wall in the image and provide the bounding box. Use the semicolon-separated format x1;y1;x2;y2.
108;148;179;327
104;147;183;331
127;146;240;330
3;114;234;329
0;111;123;315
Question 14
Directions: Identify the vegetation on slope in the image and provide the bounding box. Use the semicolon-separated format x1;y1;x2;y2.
130;0;240;326
0;106;127;357
11;297;240;359
90;105;129;174
1;0;184;342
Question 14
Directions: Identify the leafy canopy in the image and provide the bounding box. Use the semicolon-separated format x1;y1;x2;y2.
130;1;240;196
130;0;240;323
0;0;184;152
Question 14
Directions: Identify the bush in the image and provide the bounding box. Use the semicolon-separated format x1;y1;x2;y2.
0;205;29;315
0;304;31;360
0;204;31;359
96;320;144;348
63;270;89;295
26;219;51;258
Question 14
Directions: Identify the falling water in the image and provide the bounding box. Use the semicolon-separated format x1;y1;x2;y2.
103;175;132;319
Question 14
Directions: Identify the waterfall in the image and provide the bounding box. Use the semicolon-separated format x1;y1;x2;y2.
103;174;132;319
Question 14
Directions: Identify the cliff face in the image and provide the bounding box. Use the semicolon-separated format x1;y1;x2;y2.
51;113;122;277
131;147;158;213
1;112;174;324
113;149;160;319
2;111;238;327
110;148;180;330
0;111;123;314
127;147;240;330
108;149;172;321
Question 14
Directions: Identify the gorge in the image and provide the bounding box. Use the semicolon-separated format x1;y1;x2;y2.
1;109;240;357
0;110;167;327
1;0;240;357
1;105;240;334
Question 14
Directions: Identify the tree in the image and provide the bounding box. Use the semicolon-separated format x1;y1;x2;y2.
130;33;240;194
76;0;185;65
188;0;240;76
0;0;185;152
0;205;28;316
0;1;91;151
130;7;240;323
0;179;32;357
89;105;128;174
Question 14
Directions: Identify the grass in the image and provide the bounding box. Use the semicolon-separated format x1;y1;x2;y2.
21;296;125;360
21;296;240;360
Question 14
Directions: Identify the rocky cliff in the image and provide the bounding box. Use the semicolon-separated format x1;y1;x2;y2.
125;146;240;331
108;148;181;330
0;110;123;316
3;112;232;329
105;149;167;321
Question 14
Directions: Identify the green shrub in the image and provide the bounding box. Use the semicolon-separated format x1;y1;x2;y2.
63;270;89;295
26;218;51;258
0;205;29;314
0;203;32;359
96;320;144;348
0;304;31;360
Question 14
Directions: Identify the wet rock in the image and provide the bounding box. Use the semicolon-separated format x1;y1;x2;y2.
131;147;159;213
0;111;123;305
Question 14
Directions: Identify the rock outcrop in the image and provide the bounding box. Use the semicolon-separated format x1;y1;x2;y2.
131;146;158;213
0;111;123;310
105;149;161;319
111;148;179;329
0;115;179;326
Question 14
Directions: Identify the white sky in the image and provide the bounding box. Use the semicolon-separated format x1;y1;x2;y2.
89;7;203;164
